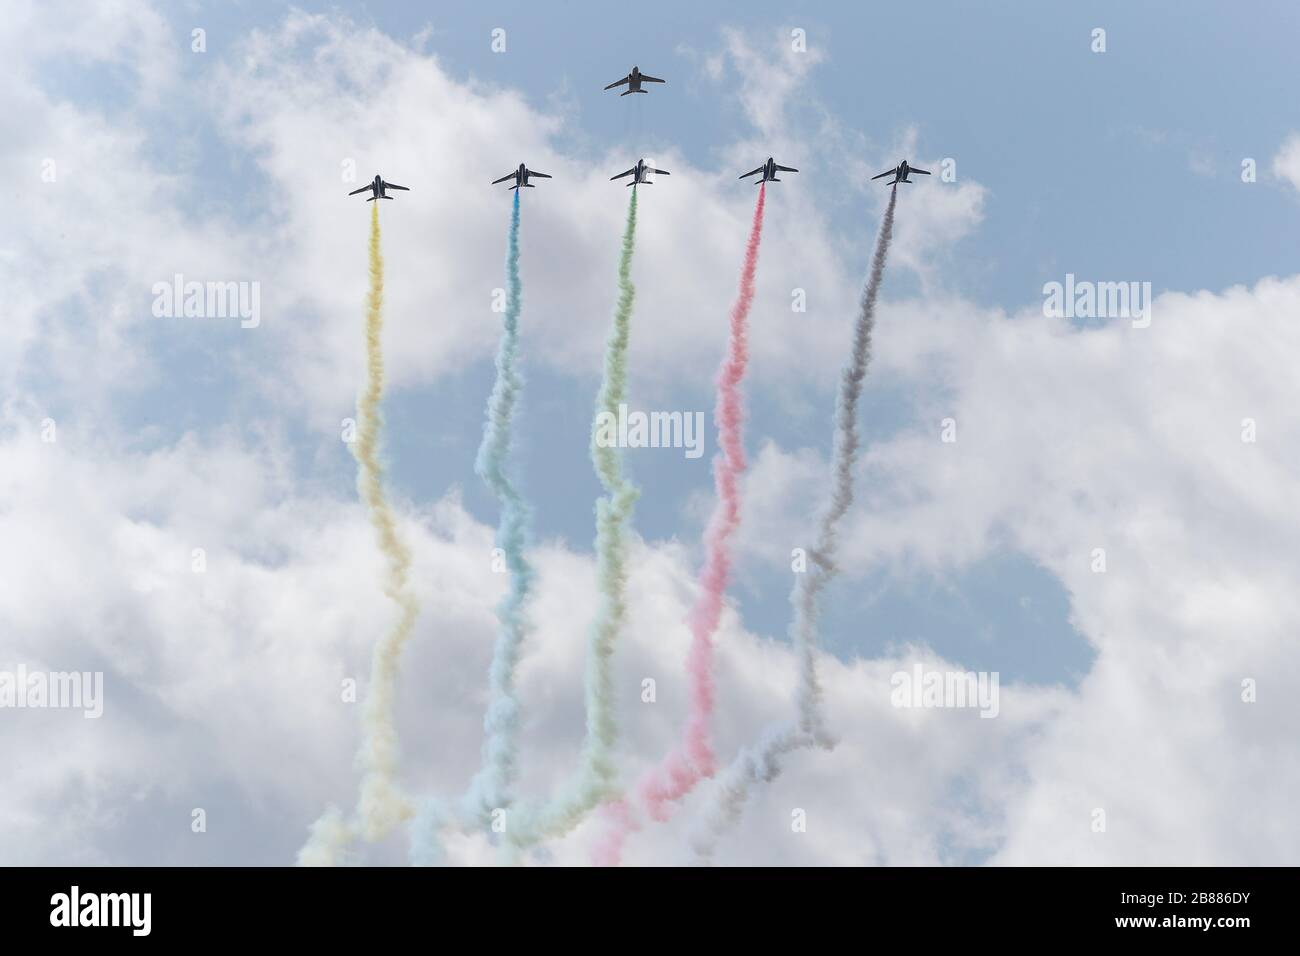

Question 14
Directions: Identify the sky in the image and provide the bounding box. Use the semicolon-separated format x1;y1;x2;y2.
1;0;1299;866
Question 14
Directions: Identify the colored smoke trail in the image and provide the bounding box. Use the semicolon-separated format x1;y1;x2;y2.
791;183;896;736
298;202;421;865
689;722;806;863
464;188;536;818
691;184;898;863
409;191;535;865
594;183;767;865
505;187;642;852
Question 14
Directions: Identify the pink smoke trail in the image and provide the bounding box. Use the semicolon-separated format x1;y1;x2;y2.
594;183;767;865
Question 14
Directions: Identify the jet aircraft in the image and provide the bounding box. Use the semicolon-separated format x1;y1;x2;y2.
348;175;410;201
492;163;553;190
740;157;798;184
610;158;671;186
871;160;930;185
604;66;666;96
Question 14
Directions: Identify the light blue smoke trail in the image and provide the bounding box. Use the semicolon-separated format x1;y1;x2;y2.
411;189;535;864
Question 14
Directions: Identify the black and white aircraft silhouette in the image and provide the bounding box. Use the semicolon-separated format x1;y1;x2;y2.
740;157;798;184
872;160;930;185
610;158;670;186
348;175;410;201
604;66;666;96
492;163;552;190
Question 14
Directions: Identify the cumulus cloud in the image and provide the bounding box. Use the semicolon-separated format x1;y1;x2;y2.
0;408;1069;866
738;276;1300;863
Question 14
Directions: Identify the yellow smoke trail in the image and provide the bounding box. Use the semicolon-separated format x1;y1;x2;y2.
299;201;420;864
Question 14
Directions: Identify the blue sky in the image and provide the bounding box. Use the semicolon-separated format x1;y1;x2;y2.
3;0;1299;865
64;0;1300;295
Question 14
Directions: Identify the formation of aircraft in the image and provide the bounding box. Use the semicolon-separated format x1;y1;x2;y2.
348;175;410;201
611;158;671;186
872;160;930;185
604;65;666;96
740;157;798;184
353;70;937;200
492;163;552;190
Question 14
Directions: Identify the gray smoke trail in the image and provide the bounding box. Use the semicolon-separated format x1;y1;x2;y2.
791;184;896;738
691;185;898;862
688;722;808;864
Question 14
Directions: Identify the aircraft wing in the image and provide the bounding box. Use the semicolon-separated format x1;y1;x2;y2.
348;185;371;195
870;169;895;180
491;173;516;184
651;168;670;175
530;171;552;178
641;74;666;83
386;183;410;191
611;167;636;180
911;167;931;175
775;164;798;172
739;166;764;179
604;75;631;89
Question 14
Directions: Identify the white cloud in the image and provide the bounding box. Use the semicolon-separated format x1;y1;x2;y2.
739;275;1300;863
1272;133;1300;194
8;273;1297;865
0;411;1066;865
